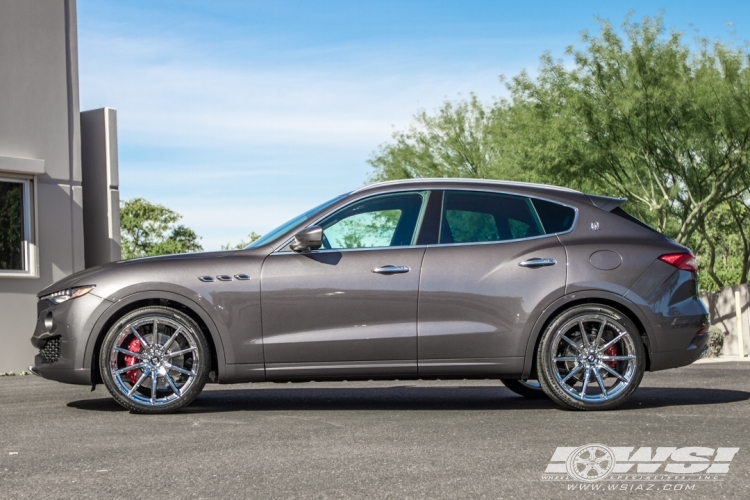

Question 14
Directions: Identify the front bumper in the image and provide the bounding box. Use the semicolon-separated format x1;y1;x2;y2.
29;293;107;385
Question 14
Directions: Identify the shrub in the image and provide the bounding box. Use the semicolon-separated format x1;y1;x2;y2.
706;326;726;358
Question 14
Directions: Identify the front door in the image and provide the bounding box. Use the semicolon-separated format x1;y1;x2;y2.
261;191;430;379
417;190;569;376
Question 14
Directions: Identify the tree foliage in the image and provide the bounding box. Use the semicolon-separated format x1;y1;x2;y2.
120;198;203;259
221;232;262;250
368;14;750;291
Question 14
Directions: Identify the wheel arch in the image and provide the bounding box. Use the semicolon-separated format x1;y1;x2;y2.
85;291;225;385
521;291;653;379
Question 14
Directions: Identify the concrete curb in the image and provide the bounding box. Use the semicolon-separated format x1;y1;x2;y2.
694;356;750;364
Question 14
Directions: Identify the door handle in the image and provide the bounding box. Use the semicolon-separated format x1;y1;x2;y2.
518;258;557;268
372;265;411;274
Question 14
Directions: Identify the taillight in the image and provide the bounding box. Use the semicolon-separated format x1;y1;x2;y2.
658;253;697;273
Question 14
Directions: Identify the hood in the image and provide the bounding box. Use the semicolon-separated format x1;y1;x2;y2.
37;250;237;297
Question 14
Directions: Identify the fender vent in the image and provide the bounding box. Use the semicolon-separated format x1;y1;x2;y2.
39;337;61;364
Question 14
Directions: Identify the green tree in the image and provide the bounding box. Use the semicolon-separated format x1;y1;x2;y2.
120;198;203;259
368;14;750;290
221;232;262;250
512;15;750;244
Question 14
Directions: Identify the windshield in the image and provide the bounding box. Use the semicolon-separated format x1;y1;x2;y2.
245;194;348;249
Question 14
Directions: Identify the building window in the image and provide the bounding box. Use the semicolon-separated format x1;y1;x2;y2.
0;177;33;275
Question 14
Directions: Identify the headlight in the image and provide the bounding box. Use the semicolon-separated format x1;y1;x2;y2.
40;285;96;305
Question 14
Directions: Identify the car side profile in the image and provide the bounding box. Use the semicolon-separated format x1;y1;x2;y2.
29;179;709;413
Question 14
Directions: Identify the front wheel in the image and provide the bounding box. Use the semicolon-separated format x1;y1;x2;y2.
537;305;646;411
99;306;210;414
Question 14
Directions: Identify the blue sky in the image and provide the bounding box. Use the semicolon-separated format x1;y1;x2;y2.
77;0;750;250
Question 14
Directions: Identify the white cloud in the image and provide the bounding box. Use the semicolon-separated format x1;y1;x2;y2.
78;31;522;250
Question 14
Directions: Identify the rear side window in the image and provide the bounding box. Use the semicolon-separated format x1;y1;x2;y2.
531;198;576;234
440;191;544;244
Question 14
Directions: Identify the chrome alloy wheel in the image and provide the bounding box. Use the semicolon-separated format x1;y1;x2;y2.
109;315;200;407
550;314;637;403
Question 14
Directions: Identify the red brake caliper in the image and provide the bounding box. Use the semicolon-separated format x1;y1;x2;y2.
123;338;141;385
605;345;618;369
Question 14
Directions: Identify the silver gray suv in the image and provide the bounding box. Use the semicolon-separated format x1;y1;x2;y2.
30;179;709;413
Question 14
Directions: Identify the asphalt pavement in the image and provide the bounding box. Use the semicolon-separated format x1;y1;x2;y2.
1;361;749;499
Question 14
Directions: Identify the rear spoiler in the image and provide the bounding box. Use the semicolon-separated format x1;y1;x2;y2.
586;194;627;212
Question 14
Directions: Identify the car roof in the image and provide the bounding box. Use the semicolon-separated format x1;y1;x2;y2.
350;178;597;205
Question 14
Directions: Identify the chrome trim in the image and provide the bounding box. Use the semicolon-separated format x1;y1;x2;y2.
234;274;251;280
519;258;557;268
372;265;410;274
270;245;428;256
216;275;232;281
271;187;580;254
198;276;214;282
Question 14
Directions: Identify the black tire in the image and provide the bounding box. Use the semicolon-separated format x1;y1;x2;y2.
536;304;646;411
99;306;210;414
500;378;548;399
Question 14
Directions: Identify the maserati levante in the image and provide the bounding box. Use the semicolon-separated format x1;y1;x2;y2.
30;179;709;413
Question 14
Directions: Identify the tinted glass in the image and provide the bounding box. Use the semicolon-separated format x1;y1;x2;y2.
320;192;427;249
440;191;543;244
531;198;576;234
0;181;24;270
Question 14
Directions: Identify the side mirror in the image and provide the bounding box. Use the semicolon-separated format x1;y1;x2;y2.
290;225;323;252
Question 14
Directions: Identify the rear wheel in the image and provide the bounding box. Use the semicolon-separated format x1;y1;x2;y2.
99;306;210;414
500;378;548;399
537;305;645;411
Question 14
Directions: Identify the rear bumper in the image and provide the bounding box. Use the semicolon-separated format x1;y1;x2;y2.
649;330;710;371
29;293;107;386
625;262;709;371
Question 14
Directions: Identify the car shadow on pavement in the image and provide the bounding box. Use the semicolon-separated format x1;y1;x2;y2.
67;386;750;413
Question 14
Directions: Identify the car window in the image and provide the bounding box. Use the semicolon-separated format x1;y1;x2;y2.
319;192;428;249
531;198;576;234
440;191;544;244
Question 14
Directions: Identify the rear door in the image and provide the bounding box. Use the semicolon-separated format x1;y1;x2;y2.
417;190;572;376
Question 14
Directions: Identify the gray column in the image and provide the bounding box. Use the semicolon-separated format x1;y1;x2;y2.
81;107;121;268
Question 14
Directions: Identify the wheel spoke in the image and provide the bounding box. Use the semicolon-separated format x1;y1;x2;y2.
164;346;197;359
150;370;158;404
579;320;590;348
601;355;636;361
114;362;146;375
599;363;629;382
130;326;150;348
114;346;147;360
560;334;583;353
598;331;626;352
553;356;578;362
580;367;591;397
127;368;150;396
152;319;159;347
593;368;608;398
594;320;607;347
161;327;183;352
165;373;181;397
164;362;196;377
560;364;584;384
